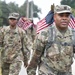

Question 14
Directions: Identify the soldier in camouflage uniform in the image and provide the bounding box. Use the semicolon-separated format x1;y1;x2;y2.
25;18;36;63
27;5;75;75
27;18;36;42
0;12;29;75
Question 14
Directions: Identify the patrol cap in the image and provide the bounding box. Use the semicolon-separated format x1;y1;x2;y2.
8;12;19;19
54;5;72;14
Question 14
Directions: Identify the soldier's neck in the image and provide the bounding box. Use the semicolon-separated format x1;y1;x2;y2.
10;25;16;29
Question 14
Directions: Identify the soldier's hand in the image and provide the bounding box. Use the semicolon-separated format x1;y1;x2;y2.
23;17;32;23
24;62;28;68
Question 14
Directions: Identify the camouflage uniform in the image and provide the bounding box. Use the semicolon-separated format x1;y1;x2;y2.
0;27;2;75
25;24;36;63
27;24;74;75
0;26;29;75
27;5;74;75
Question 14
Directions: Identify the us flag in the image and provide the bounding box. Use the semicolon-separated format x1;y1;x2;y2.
36;11;54;34
37;11;75;34
69;14;75;29
17;17;33;30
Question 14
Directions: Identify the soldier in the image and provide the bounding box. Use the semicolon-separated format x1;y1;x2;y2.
0;27;2;75
27;5;75;75
17;17;37;66
0;12;29;75
25;18;36;64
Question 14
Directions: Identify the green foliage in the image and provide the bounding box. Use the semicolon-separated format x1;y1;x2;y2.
29;1;41;19
0;18;3;27
0;1;10;26
19;1;41;19
0;0;3;26
61;0;75;9
19;1;27;17
0;0;41;26
61;0;75;15
72;8;75;16
8;2;19;13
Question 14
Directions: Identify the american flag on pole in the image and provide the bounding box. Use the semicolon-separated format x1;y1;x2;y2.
36;11;75;34
69;14;75;29
17;12;75;33
36;11;54;34
17;17;33;30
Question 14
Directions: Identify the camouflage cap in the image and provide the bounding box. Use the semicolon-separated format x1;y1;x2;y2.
54;5;72;14
8;12;19;19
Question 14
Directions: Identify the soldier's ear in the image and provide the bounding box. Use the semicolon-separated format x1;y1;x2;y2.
54;14;56;21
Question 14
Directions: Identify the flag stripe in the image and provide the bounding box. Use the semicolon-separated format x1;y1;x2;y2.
37;13;75;34
17;13;75;34
36;18;48;33
69;17;75;29
17;17;33;30
36;18;52;34
36;11;54;34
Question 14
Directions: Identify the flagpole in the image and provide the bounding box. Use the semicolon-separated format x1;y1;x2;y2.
26;0;29;18
30;0;33;19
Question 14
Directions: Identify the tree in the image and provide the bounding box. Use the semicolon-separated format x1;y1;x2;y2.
61;0;75;9
29;1;41;19
0;1;3;26
19;0;41;19
61;0;75;16
19;1;27;17
8;2;20;13
0;1;10;26
0;0;41;26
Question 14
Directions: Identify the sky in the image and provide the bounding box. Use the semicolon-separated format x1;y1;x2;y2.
2;0;61;23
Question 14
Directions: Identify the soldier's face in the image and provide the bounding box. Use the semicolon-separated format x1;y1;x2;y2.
9;18;17;27
54;13;70;30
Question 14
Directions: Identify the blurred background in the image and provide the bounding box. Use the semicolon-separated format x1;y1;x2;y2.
0;0;75;26
0;0;75;75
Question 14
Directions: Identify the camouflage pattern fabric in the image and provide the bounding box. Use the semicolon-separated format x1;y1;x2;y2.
9;61;22;75
0;27;2;70
25;25;36;63
0;26;29;75
27;24;73;75
1;61;22;75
